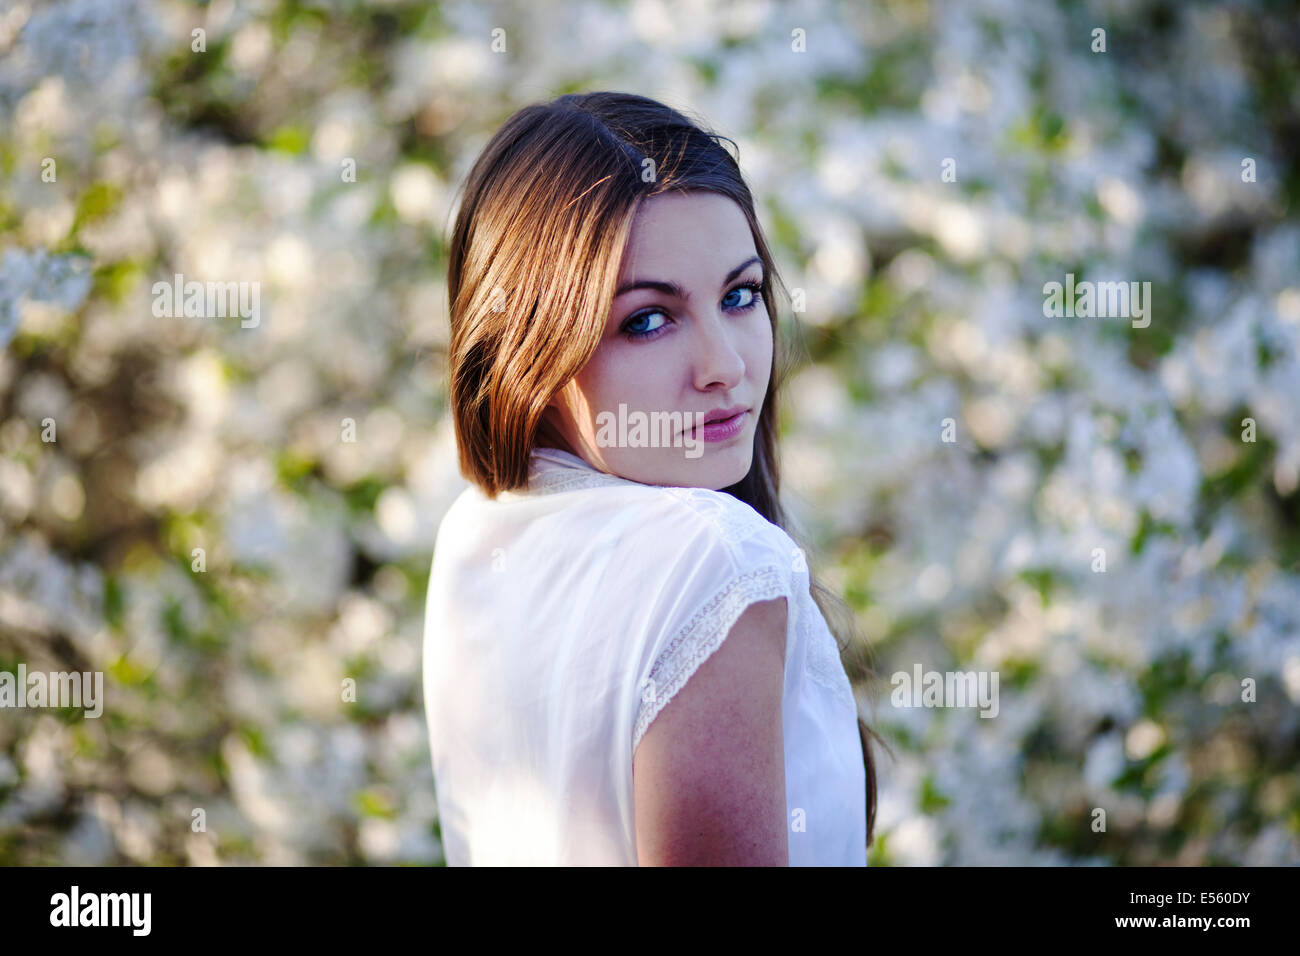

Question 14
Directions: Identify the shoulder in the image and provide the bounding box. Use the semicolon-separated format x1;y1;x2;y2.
582;484;805;623
438;482;490;525
537;479;793;592
626;486;806;749
430;485;488;553
647;485;801;576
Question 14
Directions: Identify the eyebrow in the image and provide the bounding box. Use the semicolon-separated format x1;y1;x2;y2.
614;255;763;301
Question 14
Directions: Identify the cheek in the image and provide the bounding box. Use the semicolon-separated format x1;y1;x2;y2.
746;311;774;381
575;343;670;415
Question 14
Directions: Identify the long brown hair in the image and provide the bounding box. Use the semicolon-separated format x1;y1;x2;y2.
445;90;886;847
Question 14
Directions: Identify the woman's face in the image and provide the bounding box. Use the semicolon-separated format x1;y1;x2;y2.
540;191;773;490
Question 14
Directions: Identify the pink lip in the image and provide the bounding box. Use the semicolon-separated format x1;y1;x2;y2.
688;406;749;443
702;404;747;424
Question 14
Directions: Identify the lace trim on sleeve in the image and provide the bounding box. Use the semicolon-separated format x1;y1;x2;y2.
804;611;858;712
632;564;789;755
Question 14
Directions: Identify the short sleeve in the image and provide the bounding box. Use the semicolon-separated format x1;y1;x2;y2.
629;487;804;755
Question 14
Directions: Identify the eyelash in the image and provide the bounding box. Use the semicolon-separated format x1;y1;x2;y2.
619;280;764;342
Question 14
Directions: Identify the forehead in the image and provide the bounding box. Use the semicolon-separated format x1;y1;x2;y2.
619;192;755;279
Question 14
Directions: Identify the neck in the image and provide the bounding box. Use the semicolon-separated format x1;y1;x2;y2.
534;416;579;458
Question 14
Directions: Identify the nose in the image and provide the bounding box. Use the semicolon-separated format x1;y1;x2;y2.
691;309;746;392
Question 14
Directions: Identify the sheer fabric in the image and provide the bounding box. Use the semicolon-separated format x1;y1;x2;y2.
422;446;867;865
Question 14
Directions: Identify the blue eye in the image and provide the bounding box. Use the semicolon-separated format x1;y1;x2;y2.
618;279;764;342
723;282;762;310
622;310;668;339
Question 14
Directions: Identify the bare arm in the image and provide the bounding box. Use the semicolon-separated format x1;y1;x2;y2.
632;597;788;866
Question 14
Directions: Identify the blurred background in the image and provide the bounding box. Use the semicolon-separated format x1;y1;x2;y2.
1;0;1298;866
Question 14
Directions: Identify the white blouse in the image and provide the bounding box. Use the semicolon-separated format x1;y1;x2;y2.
422;446;867;865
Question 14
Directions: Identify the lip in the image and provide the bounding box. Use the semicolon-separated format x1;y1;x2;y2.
686;405;750;443
701;404;748;425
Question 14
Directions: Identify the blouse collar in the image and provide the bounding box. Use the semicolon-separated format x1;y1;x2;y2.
518;447;638;496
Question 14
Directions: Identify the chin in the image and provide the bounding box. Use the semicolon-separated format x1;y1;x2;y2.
699;453;753;490
653;446;754;490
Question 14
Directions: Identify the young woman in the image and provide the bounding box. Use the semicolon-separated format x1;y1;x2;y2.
423;90;881;866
